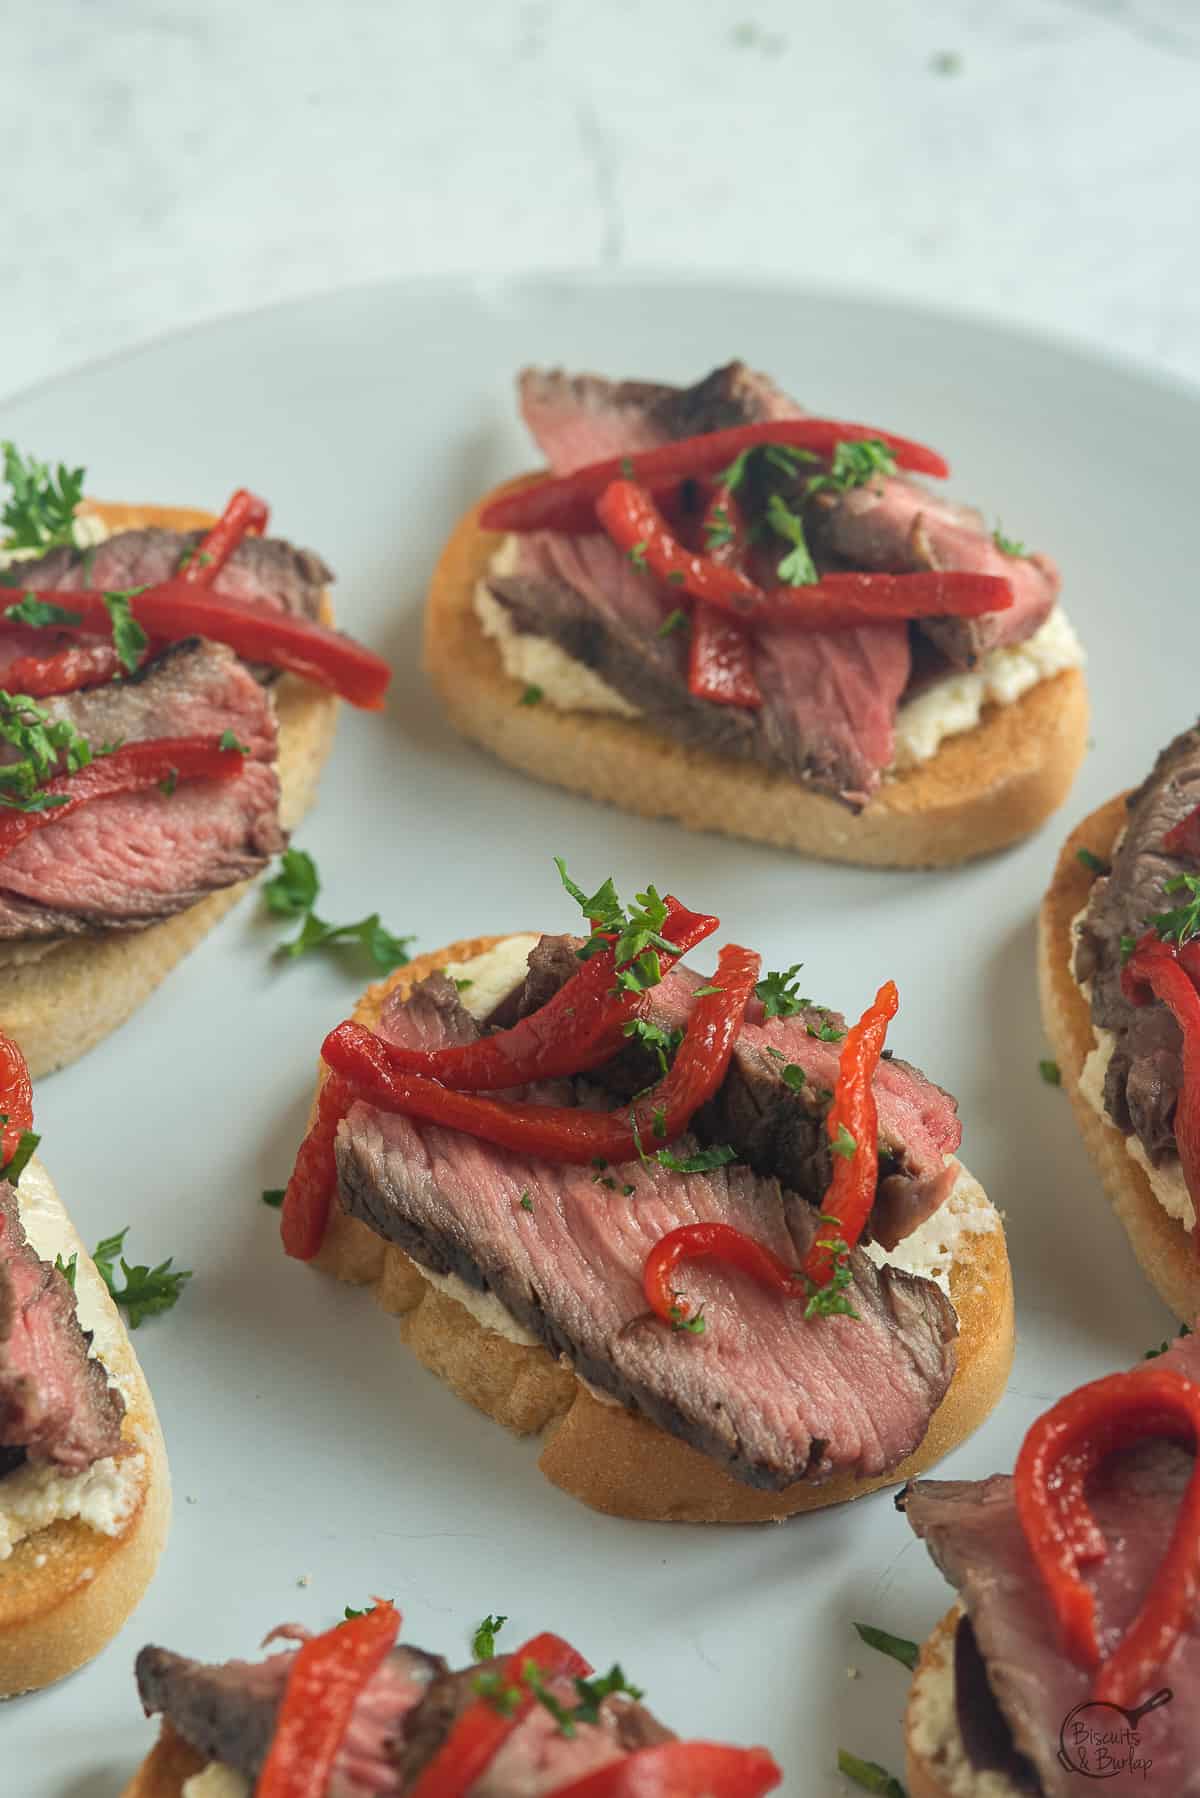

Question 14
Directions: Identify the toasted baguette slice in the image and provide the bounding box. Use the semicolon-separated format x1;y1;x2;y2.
1038;795;1199;1322
121;1722;207;1798
0;1156;170;1697
905;1607;1025;1798
0;500;340;1079
424;482;1089;870
306;939;1014;1523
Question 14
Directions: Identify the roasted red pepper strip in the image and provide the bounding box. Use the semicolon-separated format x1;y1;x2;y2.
0;1032;34;1171
688;487;761;710
316;943;760;1170
180;487;269;583
410;1632;592;1798
549;1741;783;1798
0;583;390;709
597;482;764;611
802;980;898;1288
758;570;1013;630
280;1072;358;1261
643;1221;801;1328
366;899;718;1089
1121;935;1200;1237
1164;803;1200;859
480;418;949;535
0;737;246;862
256;1600;401;1798
1014;1366;1200;1706
0;642;127;697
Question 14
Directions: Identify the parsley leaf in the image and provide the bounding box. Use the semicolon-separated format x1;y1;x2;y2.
344;1599;394;1621
264;847;320;916
54;1251;78;1289
853;1621;919;1672
472;1613;507;1659
218;729;250;754
805;438;897;498
1;444;86;552
838;1748;908;1797
653;1143;738;1174
1146;1322;1193;1359
571;1665;645;1723
261;1188;285;1208
656;608;688;638
264;848;413;972
755;964;807;1019
0;1128;40;1185
669;1293;706;1334
101;588;149;674
765;1049;807;1091
1039;1058;1061;1086
1076;847;1109;875
4;594;83;629
1152;873;1200;946
992;524;1028;558
91;1227;192;1329
0;689;108;812
554;860;676;991
472;1668;523;1715
519;684;543;706
622;1017;683;1077
766;492;818;586
831;1123;857;1159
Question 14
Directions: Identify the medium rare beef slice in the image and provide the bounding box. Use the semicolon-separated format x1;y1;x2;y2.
0;1183;124;1471
1075;721;1200;1162
0;641;284;940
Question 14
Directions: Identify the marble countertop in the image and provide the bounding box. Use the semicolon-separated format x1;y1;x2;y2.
2;0;1198;399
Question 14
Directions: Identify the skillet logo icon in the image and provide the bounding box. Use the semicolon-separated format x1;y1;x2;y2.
1058;1689;1172;1780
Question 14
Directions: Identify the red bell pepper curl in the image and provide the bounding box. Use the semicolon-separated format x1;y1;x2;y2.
1014;1366;1200;1706
1;642;127;698
0;737;247;862
548;1741;783;1798
1164;803;1200;860
363;899;718;1090
256;1600;401;1798
687;488;762;710
480;418;950;536
596;482;766;612
760;570;1012;630
180;487;269;583
280;1071;358;1261
802;980;898;1289
318;944;761;1172
643;1222;801;1329
0;1032;34;1170
1121;936;1200;1241
410;1632;592;1798
0;583;390;710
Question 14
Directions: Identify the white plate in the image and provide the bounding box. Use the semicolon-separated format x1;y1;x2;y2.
4;275;1195;1796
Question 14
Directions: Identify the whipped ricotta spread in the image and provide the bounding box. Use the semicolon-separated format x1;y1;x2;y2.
182;1766;251;1798
474;537;1084;769
0;510;109;573
1071;906;1196;1233
0;1158;144;1561
865;1164;1001;1301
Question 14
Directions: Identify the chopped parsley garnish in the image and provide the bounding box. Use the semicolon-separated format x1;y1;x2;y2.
754;964;807;1019
805;438;896;497
0;690;107;813
765;1047;807;1090
853;1621;919;1671
653;1143;738;1174
1146;1322;1192;1359
158;769;178;799
554;859;676;993
656;608;688;638
1;443;86;552
261;1188;285;1208
101;588;149;674
54;1251;78;1288
992;524;1028;558
830;1123;857;1159
692;983;723;997
0;1127;40;1185
472;1613;507;1659
91;1227;192;1329
218;729;250;754
808;1019;845;1043
472;1668;523;1716
519;1191;534;1212
1039;1058;1061;1086
704;505;736;551
1076;847;1109;875
3;594;83;629
838;1748;908;1797
264;847;413;972
344;1599;393;1621
628;541;648;571
1119;933;1136;964
803;1217;859;1321
669;1293;706;1334
766;492;818;587
1151;873;1200;946
651;1104;667;1139
519;684;543;706
623;1017;683;1077
571;1665;645;1723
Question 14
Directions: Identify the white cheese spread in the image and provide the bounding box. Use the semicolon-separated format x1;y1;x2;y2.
864;1164;1002;1300
475;536;1083;768
0;1158;143;1561
445;933;542;1026
182;1766;251;1798
1071;906;1196;1233
0;510;109;572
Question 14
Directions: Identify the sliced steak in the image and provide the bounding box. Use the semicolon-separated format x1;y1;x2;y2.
0;640;284;941
0;1183;124;1472
807;476;1060;664
901;1329;1200;1797
473;1685;671;1798
336;974;958;1490
135;1640;440;1790
1074;723;1200;1163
